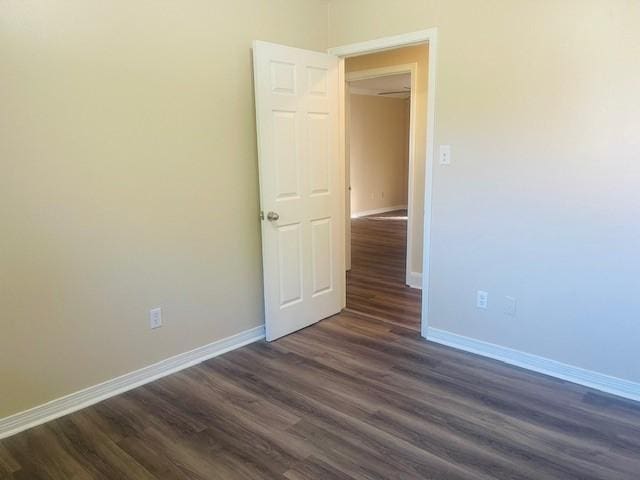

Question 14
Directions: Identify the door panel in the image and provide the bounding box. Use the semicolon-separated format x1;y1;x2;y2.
311;218;333;295
253;41;344;341
308;113;330;195
272;111;300;199
277;223;303;307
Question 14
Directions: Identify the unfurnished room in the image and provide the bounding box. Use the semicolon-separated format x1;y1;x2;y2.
1;1;639;479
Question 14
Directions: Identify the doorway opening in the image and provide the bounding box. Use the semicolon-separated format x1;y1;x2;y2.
338;42;431;333
253;30;437;341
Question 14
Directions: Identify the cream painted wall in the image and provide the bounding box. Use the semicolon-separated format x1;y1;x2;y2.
330;0;640;383
349;94;409;215
346;45;428;273
3;0;640;421
0;0;328;418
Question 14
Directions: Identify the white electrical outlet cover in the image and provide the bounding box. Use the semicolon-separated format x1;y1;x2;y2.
149;307;162;329
439;145;451;165
476;290;488;309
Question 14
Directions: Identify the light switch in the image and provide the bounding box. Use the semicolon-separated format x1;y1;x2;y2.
439;145;451;165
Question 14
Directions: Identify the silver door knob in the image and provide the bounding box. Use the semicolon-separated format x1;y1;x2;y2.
266;211;280;222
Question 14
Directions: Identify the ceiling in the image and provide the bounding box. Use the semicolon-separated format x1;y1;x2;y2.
349;73;411;98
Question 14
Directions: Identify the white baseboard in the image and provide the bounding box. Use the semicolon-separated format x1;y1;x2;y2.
0;325;265;440
426;327;640;403
351;205;407;218
406;271;422;289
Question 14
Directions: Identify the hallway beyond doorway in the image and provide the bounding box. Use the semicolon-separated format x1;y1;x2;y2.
346;209;422;331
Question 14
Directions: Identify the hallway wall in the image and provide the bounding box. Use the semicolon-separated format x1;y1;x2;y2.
345;45;428;274
349;94;410;216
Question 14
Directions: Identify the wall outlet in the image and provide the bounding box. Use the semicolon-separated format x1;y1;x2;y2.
476;290;488;309
149;307;162;329
439;145;451;165
504;296;517;316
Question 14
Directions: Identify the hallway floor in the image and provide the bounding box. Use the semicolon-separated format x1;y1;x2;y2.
346;209;422;331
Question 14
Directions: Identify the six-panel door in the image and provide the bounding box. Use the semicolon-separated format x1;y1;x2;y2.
253;41;343;341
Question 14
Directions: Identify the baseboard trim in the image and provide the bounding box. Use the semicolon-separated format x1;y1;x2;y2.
426;327;640;403
0;325;265;440
351;205;407;218
406;271;422;289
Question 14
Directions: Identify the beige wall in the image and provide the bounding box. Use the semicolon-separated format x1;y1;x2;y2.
346;45;428;273
0;0;328;419
3;0;640;421
349;94;410;215
330;0;640;383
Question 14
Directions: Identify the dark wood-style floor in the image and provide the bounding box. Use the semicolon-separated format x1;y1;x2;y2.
2;311;640;479
347;210;422;331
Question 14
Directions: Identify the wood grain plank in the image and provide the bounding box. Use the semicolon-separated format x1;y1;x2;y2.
2;312;640;479
347;210;421;330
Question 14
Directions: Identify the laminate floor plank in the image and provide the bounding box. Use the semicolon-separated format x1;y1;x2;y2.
2;321;640;478
0;443;20;478
278;334;625;479
347;210;422;330
306;314;640;477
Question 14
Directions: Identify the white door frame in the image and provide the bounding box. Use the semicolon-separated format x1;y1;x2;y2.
329;28;438;338
345;62;418;289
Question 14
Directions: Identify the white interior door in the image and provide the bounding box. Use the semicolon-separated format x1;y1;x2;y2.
253;41;344;341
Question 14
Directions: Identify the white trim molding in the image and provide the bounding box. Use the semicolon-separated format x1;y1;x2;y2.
351;205;408;218
421;29;438;339
329;29;437;58
0;325;265;440
346;64;417;82
427;327;640;402
349;87;410;98
329;28;438;337
406;271;422;289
